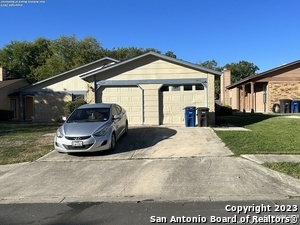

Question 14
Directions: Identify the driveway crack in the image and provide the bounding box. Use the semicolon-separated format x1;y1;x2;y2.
206;158;212;171
130;149;137;159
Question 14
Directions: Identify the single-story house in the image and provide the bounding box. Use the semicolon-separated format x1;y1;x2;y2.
14;51;221;125
220;60;300;113
13;57;118;122
0;67;31;119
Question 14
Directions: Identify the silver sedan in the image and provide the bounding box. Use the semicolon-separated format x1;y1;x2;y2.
54;103;128;153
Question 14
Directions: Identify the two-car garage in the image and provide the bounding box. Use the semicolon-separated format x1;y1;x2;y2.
100;83;207;125
80;52;221;126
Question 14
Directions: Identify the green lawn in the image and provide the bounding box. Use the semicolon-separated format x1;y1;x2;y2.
215;114;300;179
0;124;58;165
215;115;300;155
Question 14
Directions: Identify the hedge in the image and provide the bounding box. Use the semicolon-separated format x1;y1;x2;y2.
0;109;14;121
215;104;232;117
64;100;87;116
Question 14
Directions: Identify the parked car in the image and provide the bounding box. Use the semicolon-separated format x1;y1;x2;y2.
54;103;128;153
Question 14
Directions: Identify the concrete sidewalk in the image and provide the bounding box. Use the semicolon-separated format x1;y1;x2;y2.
241;154;300;164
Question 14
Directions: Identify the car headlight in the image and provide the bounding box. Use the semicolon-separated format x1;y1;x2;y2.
56;128;64;138
94;125;110;137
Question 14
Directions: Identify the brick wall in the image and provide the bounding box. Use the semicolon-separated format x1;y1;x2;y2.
268;82;300;111
33;93;72;122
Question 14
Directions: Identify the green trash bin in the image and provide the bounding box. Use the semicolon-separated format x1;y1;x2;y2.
197;107;209;127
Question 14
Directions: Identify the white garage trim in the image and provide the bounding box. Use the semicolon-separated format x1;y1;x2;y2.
96;78;208;90
206;73;209;107
140;86;144;125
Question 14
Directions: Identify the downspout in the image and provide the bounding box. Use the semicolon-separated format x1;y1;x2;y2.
263;84;267;112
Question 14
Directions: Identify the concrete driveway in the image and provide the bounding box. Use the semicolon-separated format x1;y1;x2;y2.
41;126;233;161
0;126;300;203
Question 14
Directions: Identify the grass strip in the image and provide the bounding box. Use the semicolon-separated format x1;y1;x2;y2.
263;162;300;179
0;124;57;165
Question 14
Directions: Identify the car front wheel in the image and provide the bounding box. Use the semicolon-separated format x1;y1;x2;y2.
124;121;128;136
110;133;116;151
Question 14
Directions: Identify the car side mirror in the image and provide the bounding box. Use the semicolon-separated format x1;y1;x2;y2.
113;114;121;120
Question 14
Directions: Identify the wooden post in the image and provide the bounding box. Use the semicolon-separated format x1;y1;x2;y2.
242;85;246;113
237;88;240;111
251;82;255;113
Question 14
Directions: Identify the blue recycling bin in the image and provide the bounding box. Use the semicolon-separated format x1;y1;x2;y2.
291;100;300;113
184;106;196;127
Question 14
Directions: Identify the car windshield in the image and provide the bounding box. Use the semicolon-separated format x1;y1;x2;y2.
67;108;110;123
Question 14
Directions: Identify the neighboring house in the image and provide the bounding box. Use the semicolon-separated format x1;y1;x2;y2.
0;67;31;119
17;51;221;125
220;60;300;113
14;57;118;122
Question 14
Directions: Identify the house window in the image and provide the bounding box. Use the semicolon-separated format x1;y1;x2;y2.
184;85;193;91
171;86;181;91
72;94;85;101
160;86;169;92
195;84;204;90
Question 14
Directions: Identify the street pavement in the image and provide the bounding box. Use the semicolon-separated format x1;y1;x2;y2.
1;200;299;225
0;126;300;204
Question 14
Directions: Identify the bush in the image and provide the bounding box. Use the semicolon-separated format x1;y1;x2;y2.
64;100;87;116
0;109;14;121
215;104;232;117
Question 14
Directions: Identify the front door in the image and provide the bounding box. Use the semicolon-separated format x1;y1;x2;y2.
25;96;34;121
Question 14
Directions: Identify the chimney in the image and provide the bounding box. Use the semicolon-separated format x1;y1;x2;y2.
0;66;6;81
220;68;231;105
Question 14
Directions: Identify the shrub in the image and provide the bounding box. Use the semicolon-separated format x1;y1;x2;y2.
0;109;14;121
215;104;232;117
64;100;87;116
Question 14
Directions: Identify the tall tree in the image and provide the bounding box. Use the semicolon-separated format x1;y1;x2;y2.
197;60;221;70
73;36;104;65
105;47;160;61
165;51;176;58
30;37;53;81
33;35;78;80
0;35;105;82
0;41;33;79
224;60;259;83
197;60;259;99
0;36;166;82
197;60;222;99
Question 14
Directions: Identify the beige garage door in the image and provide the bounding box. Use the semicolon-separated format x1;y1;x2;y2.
102;87;142;124
162;85;206;125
